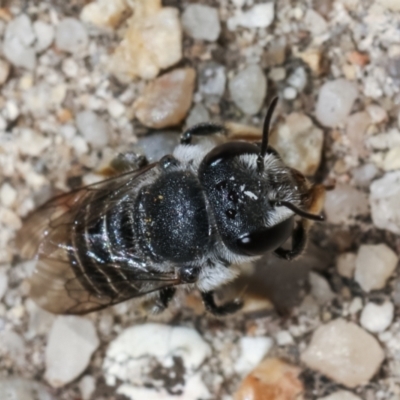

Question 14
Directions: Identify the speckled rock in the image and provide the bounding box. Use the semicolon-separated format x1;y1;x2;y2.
315;79;358;127
355;244;398;292
270;113;323;175
324;184;369;224
301;319;384;388
109;0;182;81
182;4;221;41
370;171;400;234
229;65;267;115
235;358;304;400
134;68;196;128
45;316;99;388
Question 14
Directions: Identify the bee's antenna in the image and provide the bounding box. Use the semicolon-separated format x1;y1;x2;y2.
273;200;324;222
257;96;279;173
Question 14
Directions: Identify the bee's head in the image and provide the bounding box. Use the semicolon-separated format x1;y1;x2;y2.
199;98;323;257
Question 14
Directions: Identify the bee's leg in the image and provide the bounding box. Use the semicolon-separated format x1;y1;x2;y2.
181;123;225;144
201;291;243;316
108;152;148;174
151;287;176;314
274;220;307;261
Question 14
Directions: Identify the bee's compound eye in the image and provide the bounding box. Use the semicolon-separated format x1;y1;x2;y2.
236;217;294;256
179;266;200;283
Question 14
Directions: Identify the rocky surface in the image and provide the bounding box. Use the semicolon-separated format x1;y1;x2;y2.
1;1;400;399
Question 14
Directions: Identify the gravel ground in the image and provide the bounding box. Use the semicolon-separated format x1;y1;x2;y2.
1;1;400;399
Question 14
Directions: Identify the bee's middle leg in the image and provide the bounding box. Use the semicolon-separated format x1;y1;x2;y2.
201;291;243;316
151;287;176;314
274;220;307;261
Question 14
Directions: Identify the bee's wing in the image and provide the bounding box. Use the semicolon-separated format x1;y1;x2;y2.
17;164;180;315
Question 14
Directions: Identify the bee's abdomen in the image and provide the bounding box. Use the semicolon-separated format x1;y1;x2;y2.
69;196;136;298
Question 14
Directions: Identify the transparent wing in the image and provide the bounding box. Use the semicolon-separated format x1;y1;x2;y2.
16;164;180;315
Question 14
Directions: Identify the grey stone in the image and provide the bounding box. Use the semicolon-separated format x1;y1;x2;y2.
182;4;221;41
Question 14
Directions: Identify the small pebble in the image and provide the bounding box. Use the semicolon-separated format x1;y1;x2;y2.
336;253;357;278
235;358;303;400
304;9;328;35
283;86;297;100
354;244;398;292
345;111;372;157
33;21;54;52
80;0;129;29
182;4;221;41
383;146;400;171
360;301;394;333
324;183;369;224
268;67;286;82
109;1;182;81
134;68;196;128
309;272;335;305
366;104;387;124
234;336;273;374
199;62;226;98
0;182;17;207
270;113;323;175
301;319;384;388
0;59;10;85
186;103;210;127
318;391;362;400
78;375;96;400
0;378;55;400
229;64;267;115
55;18;88;54
367;129;400;150
315;79;358;128
378;0;400;11
45;316;99;388
62;58;79;78
228;3;275;30
370;171;400;234
348;297;363;315
107;99;125;119
76;110;109;149
3;14;36;70
287;66;308;92
275;330;294;346
351;164;379;188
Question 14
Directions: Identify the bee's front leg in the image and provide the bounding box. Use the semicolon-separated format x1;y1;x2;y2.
201;291;243;316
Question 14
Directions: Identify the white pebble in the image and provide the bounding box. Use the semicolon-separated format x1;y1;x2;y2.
304;9;328;35
186;103;210;127
348;297;363;315
301;319;384;388
76;110;109;149
324;184;369;224
229;64;267;115
268;67;286;81
360;301;394;333
0;183;17;208
199;63;226;97
80;0;129;29
78;375;96;400
56;18;88;54
315;79;358;127
355;244;398;292
370;171;400;234
351;163;379;188
5;100;19;120
309;272;335;305
107;99;125;119
3;14;36;70
182;4;221;42
287;66;307;91
283;86;297;100
33;21;55;52
228;3;275;30
336;253;356;278
366;104;387;124
318;391;362;400
45;316;99;388
0;378;55;400
383;146;400;171
234;336;273;374
275;330;294;346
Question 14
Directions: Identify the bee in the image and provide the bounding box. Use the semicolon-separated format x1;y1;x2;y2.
16;98;326;316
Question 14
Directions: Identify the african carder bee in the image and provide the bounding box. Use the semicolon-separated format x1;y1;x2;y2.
17;98;325;316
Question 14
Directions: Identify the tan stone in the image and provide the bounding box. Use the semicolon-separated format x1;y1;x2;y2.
134;68;196;128
235;358;304;400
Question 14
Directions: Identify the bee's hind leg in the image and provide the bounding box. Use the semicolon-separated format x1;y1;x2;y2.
201;291;243;316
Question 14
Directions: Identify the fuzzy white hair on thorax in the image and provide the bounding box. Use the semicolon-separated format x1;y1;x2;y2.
173;140;216;170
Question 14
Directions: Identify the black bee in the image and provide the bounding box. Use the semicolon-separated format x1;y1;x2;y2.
17;98;325;316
